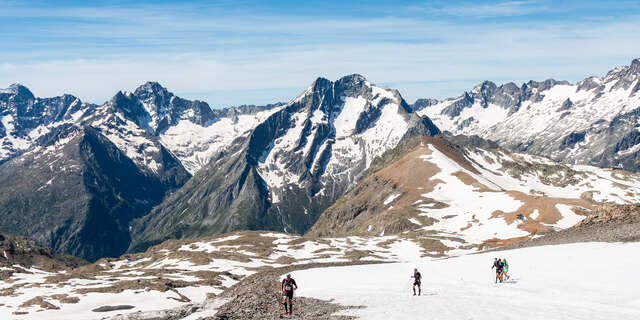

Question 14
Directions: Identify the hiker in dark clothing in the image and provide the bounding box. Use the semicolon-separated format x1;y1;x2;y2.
492;258;504;283
282;273;298;315
411;268;422;296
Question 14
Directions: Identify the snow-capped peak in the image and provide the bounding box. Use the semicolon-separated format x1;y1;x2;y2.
254;74;438;208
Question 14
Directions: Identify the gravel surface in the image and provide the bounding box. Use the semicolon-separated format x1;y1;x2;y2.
206;262;380;320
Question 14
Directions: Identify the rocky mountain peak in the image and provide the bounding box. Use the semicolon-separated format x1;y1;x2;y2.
2;84;35;100
134;81;173;107
473;80;497;93
410;98;439;112
110;90;135;106
337;73;367;84
0;84;88;142
440;80;525;115
310;77;332;92
415;59;640;173
135;81;169;94
577;76;602;91
556;97;573;112
603;58;640;91
629;58;640;74
107;84;219;134
604;58;640;81
334;74;371;97
108;90;149;123
525;79;569;91
130;74;441;250
474;81;498;107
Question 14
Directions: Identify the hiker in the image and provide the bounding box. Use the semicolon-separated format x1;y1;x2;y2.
411;268;422;296
502;258;510;280
491;258;504;283
282;273;298;315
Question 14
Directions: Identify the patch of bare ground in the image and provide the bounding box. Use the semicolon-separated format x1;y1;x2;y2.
502;191;589;221
478;236;532;250
306;174;399;237
50;293;80;304
152;232;282;258
205;262;379;320
493;203;640;251
19;296;60;310
451;171;485;189
167;289;192;302
309;141;453;240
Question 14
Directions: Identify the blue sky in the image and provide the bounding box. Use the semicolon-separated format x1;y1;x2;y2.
1;0;639;107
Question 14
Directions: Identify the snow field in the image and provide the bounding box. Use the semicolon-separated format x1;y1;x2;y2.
293;242;640;320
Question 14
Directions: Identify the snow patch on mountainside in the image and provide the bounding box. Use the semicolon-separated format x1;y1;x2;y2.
554;204;587;228
384;193;401;205
359;101;409;168
100;120;163;173
334;97;367;135
161;107;281;173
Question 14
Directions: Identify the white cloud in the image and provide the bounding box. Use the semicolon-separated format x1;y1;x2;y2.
434;1;545;18
1;3;639;106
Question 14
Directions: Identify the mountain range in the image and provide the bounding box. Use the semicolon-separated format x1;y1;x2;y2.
0;83;278;260
129;74;440;251
413;58;640;172
0;58;639;261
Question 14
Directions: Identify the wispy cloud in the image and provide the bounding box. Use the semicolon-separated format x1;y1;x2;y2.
1;1;639;106
413;0;546;18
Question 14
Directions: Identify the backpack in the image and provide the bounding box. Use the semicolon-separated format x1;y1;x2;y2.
283;279;294;291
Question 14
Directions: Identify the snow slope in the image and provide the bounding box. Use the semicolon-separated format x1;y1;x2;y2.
415;142;640;249
159;107;281;173
294;242;640;320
